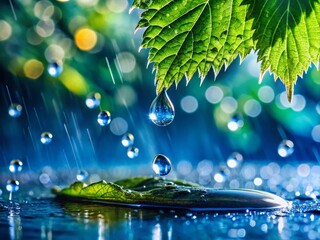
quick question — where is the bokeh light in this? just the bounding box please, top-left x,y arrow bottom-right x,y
0,20 -> 12,41
180,95 -> 198,113
205,86 -> 224,104
23,59 -> 44,80
75,28 -> 98,51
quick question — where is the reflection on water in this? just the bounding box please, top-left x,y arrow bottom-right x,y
0,197 -> 319,239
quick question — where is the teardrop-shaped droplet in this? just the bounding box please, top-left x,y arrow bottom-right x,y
97,110 -> 111,126
278,139 -> 294,157
86,92 -> 101,109
127,147 -> 139,158
226,152 -> 243,169
214,170 -> 227,183
47,62 -> 63,77
149,90 -> 175,126
41,132 -> 53,144
76,170 -> 89,182
121,133 -> 134,147
6,179 -> 19,192
9,159 -> 23,173
227,114 -> 244,131
8,103 -> 22,118
152,154 -> 172,176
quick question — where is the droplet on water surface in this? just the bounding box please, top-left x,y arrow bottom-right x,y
9,159 -> 23,173
149,89 -> 175,126
41,132 -> 53,144
97,110 -> 111,126
127,147 -> 139,158
8,103 -> 22,118
278,140 -> 294,157
86,92 -> 101,109
47,62 -> 63,77
121,133 -> 134,147
227,152 -> 243,169
227,114 -> 244,131
6,179 -> 19,192
152,154 -> 172,176
76,170 -> 89,182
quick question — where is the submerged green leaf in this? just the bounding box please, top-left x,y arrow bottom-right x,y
55,177 -> 289,211
132,0 -> 320,100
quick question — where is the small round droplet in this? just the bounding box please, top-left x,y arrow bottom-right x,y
41,132 -> 53,144
152,154 -> 172,176
127,147 -> 139,158
76,170 -> 89,182
9,159 -> 23,173
227,114 -> 244,131
227,152 -> 243,169
86,92 -> 101,109
121,133 -> 134,147
214,171 -> 227,183
97,110 -> 111,126
47,62 -> 63,77
6,179 -> 19,192
149,89 -> 175,126
8,103 -> 22,118
278,140 -> 294,157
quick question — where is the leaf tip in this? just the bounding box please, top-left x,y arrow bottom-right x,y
285,83 -> 294,103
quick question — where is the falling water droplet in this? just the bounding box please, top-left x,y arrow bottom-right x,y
47,62 -> 63,77
278,140 -> 294,157
149,89 -> 175,126
8,103 -> 22,118
9,160 -> 23,173
41,132 -> 53,144
214,170 -> 227,183
152,154 -> 172,176
6,180 -> 19,192
97,110 -> 111,126
227,114 -> 244,131
121,133 -> 134,147
127,147 -> 139,158
86,92 -> 101,109
227,152 -> 243,169
76,170 -> 89,182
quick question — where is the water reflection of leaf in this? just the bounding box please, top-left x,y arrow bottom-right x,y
55,177 -> 289,211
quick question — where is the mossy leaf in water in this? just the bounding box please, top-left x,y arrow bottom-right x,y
55,177 -> 289,211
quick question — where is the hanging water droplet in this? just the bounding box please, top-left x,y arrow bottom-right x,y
152,154 -> 172,176
278,140 -> 294,157
8,103 -> 22,118
6,179 -> 19,192
227,114 -> 244,131
214,170 -> 227,183
86,92 -> 101,109
76,170 -> 89,182
121,133 -> 134,147
41,132 -> 53,144
9,159 -> 23,173
227,152 -> 243,169
127,147 -> 139,158
97,110 -> 111,126
47,62 -> 63,77
149,89 -> 175,126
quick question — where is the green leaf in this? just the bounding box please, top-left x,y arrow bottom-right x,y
132,0 -> 320,100
245,0 -> 320,101
54,177 -> 289,211
132,0 -> 254,94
